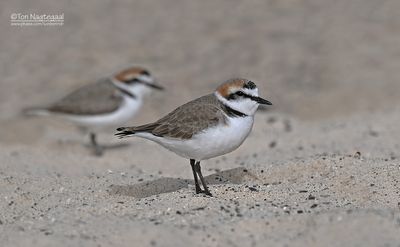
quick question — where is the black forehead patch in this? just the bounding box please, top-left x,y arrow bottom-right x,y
243,81 -> 256,89
141,70 -> 150,76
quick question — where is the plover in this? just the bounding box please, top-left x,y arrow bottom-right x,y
25,66 -> 163,156
115,78 -> 272,196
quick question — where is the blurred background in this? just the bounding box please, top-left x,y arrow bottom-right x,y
0,0 -> 399,141
1,1 -> 400,245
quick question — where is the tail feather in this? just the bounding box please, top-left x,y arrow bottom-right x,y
115,123 -> 159,139
115,127 -> 136,139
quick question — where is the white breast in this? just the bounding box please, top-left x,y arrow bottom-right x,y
137,116 -> 254,161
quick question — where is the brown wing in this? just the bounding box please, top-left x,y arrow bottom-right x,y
48,78 -> 124,115
123,94 -> 227,139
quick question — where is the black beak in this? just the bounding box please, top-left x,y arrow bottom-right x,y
146,82 -> 164,90
254,96 -> 272,105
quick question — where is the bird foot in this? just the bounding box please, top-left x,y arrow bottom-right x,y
195,188 -> 213,197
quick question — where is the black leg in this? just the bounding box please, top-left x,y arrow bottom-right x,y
194,161 -> 213,196
90,132 -> 103,156
190,159 -> 202,194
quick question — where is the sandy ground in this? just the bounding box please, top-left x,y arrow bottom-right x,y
1,0 -> 400,246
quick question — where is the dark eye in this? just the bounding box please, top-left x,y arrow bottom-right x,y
127,78 -> 139,84
141,70 -> 150,76
236,91 -> 245,96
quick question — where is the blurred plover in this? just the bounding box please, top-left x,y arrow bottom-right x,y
115,78 -> 272,196
25,66 -> 163,156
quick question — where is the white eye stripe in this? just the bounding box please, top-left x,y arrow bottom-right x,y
137,75 -> 154,83
242,88 -> 258,96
